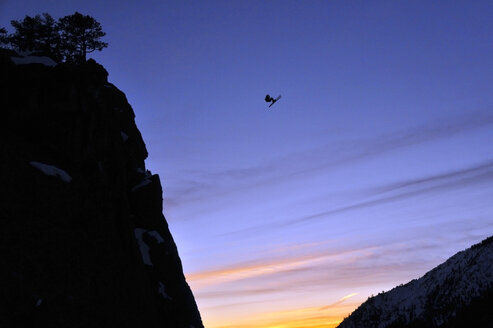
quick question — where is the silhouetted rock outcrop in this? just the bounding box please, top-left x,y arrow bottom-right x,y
0,49 -> 203,328
337,236 -> 493,328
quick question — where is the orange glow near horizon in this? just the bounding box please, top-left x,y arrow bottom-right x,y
201,299 -> 360,328
183,237 -> 461,328
184,241 -> 399,328
186,243 -> 383,289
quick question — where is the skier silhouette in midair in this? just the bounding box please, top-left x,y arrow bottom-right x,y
265,94 -> 281,107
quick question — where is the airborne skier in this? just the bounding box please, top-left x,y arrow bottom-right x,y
265,94 -> 281,108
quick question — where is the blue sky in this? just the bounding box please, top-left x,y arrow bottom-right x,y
2,1 -> 493,326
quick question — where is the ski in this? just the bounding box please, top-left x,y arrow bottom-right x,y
269,95 -> 282,108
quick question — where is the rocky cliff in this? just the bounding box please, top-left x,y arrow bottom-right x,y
337,236 -> 493,328
0,49 -> 203,328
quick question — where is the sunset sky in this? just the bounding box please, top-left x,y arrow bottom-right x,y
2,1 -> 493,327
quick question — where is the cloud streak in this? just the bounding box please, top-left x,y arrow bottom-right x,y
189,235 -> 450,292
286,160 -> 493,225
193,224 -> 492,327
319,293 -> 358,310
225,159 -> 493,236
165,110 -> 493,206
191,226 -> 491,304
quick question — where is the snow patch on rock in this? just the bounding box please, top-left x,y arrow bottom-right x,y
29,161 -> 72,182
158,281 -> 173,300
134,228 -> 165,266
11,55 -> 56,67
132,171 -> 153,191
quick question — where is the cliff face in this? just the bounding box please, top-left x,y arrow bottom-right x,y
0,50 -> 203,328
337,236 -> 493,328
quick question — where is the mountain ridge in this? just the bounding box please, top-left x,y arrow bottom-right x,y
337,236 -> 493,328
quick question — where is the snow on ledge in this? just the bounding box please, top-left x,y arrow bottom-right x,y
10,55 -> 56,67
29,161 -> 72,182
131,178 -> 152,192
132,170 -> 154,191
134,228 -> 165,266
120,131 -> 129,141
158,281 -> 173,300
147,230 -> 165,243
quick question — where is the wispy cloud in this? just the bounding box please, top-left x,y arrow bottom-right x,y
187,250 -> 334,288
318,293 -> 359,311
191,229 -> 490,305
189,236 -> 450,292
369,160 -> 493,195
165,110 -> 493,208
194,230 -> 492,327
286,160 -> 493,225
277,109 -> 493,179
224,159 -> 493,236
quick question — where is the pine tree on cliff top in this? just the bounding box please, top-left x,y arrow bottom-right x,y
0,27 -> 8,46
9,13 -> 61,61
57,12 -> 108,63
5,12 -> 107,63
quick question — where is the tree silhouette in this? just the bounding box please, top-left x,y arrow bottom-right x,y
0,27 -> 8,46
9,13 -> 61,61
4,12 -> 107,63
57,12 -> 107,63
0,27 -> 10,48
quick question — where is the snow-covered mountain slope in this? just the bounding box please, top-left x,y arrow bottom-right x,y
338,236 -> 493,328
